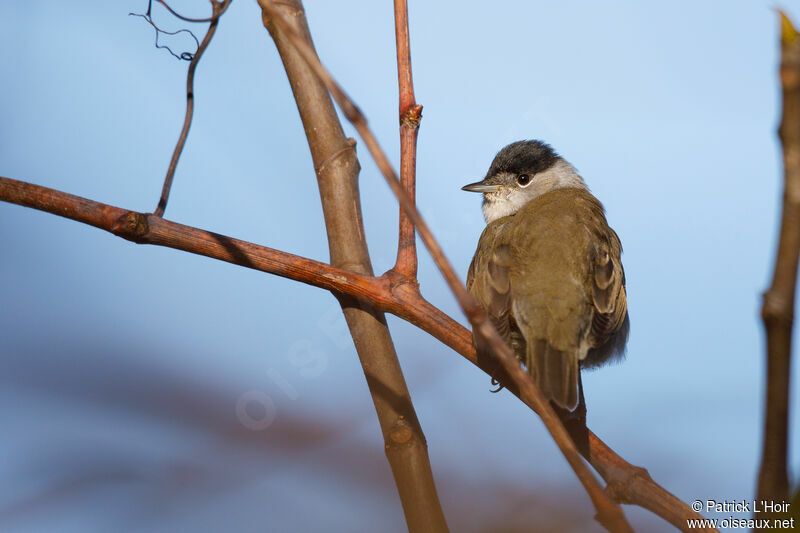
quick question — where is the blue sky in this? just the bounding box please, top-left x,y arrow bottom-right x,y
1,1 -> 799,531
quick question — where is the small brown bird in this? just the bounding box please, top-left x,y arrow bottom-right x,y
464,140 -> 629,411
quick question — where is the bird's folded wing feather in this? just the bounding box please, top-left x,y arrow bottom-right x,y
467,223 -> 514,345
588,230 -> 627,349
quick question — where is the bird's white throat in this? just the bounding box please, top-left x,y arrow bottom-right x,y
481,159 -> 587,223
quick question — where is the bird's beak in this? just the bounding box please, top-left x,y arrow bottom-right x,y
461,180 -> 501,193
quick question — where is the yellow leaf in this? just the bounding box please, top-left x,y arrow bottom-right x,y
779,10 -> 800,46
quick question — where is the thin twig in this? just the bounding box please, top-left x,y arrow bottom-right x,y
153,0 -> 231,23
0,174 -> 715,531
756,10 -> 800,517
392,0 -> 421,279
129,12 -> 200,61
257,1 -> 631,530
154,0 -> 233,217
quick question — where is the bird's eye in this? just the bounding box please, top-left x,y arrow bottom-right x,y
516,174 -> 531,187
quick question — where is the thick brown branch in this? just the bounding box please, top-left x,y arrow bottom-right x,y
756,11 -> 800,515
258,2 -> 448,531
0,176 -> 375,295
392,0 -> 421,279
154,0 -> 232,217
256,2 -> 631,530
0,175 -> 713,530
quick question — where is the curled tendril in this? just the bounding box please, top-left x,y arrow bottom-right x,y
128,12 -> 199,61
490,376 -> 505,393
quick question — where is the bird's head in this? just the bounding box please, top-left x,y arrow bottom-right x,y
462,140 -> 587,223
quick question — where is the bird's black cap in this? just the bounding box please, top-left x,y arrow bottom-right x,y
485,140 -> 560,178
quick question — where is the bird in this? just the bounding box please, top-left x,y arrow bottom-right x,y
463,140 -> 629,411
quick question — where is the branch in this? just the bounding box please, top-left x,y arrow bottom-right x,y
152,0 -> 231,23
392,0 -> 422,279
258,1 -> 448,531
391,294 -> 715,532
587,432 -> 715,532
154,0 -> 233,217
256,1 -> 631,531
0,175 -> 715,531
756,10 -> 800,513
3,4 -> 718,531
0,177 -> 371,292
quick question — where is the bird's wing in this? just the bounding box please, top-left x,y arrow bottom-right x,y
467,222 -> 515,346
587,227 -> 628,353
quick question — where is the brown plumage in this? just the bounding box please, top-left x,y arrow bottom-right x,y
465,141 -> 628,411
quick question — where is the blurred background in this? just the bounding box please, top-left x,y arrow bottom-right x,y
1,1 -> 799,531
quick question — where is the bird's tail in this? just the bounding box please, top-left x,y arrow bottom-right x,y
529,339 -> 579,411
